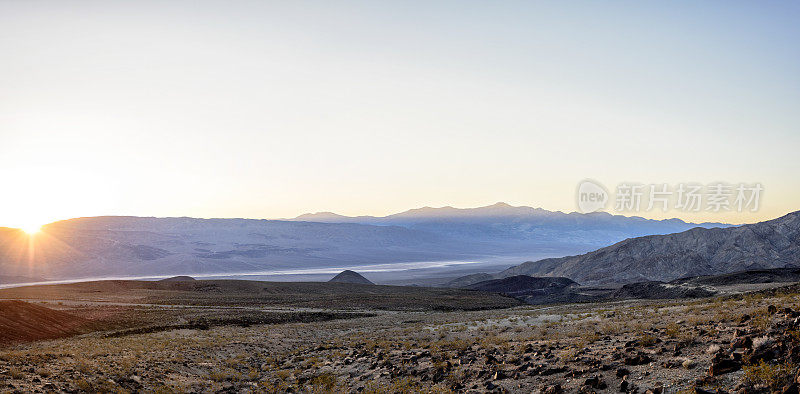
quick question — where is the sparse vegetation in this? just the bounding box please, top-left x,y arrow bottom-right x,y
743,360 -> 795,389
2,280 -> 800,392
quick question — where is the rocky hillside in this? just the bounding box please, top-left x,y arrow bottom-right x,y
0,301 -> 92,345
455,210 -> 800,286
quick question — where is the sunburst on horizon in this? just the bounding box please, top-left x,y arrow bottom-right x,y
21,224 -> 42,235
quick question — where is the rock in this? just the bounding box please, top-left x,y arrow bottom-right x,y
731,336 -> 752,349
708,358 -> 741,376
768,305 -> 778,314
624,353 -> 652,366
543,384 -> 562,394
740,314 -> 752,323
748,347 -> 777,364
695,375 -> 716,386
583,376 -> 606,389
578,385 -> 597,394
782,383 -> 799,394
616,367 -> 630,378
790,346 -> 800,363
540,366 -> 567,376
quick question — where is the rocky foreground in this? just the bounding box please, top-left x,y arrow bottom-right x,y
1,285 -> 800,393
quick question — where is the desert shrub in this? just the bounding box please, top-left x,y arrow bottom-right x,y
274,369 -> 292,380
8,367 -> 25,379
752,336 -> 773,350
665,322 -> 680,338
246,367 -> 261,381
440,338 -> 471,352
751,314 -> 772,331
743,360 -> 795,389
598,322 -> 623,335
582,331 -> 601,344
209,368 -> 242,382
73,378 -> 93,391
362,377 -> 452,394
310,372 -> 336,392
72,377 -> 124,393
33,368 -> 52,378
74,358 -> 95,374
787,329 -> 800,343
638,333 -> 658,347
558,346 -> 580,360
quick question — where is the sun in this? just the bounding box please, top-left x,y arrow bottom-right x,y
21,224 -> 42,235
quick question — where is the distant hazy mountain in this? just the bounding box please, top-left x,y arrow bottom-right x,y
0,218 -> 457,279
0,204 -> 729,280
454,210 -> 800,286
0,275 -> 47,285
294,202 -> 729,250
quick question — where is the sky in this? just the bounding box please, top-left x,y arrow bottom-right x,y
1,0 -> 798,229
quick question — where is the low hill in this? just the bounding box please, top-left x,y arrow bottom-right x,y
611,281 -> 717,299
0,301 -> 91,345
159,276 -> 196,282
466,275 -> 591,305
467,275 -> 576,294
671,267 -> 800,286
328,270 -> 373,285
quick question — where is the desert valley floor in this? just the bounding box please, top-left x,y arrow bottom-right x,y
1,279 -> 800,393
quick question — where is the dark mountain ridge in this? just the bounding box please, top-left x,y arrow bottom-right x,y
467,275 -> 577,294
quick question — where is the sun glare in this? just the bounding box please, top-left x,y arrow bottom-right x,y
22,224 -> 42,235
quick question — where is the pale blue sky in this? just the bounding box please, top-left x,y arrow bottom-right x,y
1,1 -> 798,228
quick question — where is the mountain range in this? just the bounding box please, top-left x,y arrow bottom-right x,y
451,210 -> 800,286
0,203 -> 729,281
292,203 -> 727,247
